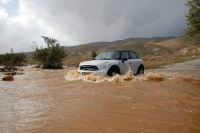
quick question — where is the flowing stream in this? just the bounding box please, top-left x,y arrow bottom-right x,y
0,67 -> 200,133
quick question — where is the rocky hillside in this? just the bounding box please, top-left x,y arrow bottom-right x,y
154,37 -> 197,53
64,37 -> 174,57
64,37 -> 199,58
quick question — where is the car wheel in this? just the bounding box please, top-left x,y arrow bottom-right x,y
107,66 -> 120,76
137,66 -> 144,75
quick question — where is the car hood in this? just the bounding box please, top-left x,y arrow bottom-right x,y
80,60 -> 112,66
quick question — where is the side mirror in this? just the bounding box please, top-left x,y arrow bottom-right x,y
122,58 -> 128,63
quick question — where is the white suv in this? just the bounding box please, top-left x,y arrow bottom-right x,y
78,50 -> 144,76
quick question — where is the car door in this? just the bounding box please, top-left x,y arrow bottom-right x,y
119,51 -> 132,74
128,51 -> 140,74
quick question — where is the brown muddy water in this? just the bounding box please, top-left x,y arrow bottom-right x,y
0,67 -> 200,133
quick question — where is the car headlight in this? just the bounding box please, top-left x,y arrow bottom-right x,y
99,62 -> 110,68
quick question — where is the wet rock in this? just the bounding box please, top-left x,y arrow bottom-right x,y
4,72 -> 17,75
0,66 -> 24,75
2,75 -> 14,81
19,68 -> 24,71
4,66 -> 18,71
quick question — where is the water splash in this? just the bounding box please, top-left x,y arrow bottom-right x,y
65,69 -> 179,83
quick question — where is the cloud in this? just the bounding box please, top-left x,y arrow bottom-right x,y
0,5 -> 45,53
0,0 -> 12,4
0,0 -> 188,54
19,0 -> 188,41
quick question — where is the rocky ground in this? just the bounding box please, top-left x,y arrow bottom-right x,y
158,59 -> 200,70
0,66 -> 24,75
0,66 -> 24,81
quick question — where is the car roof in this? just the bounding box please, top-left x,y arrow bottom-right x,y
102,50 -> 136,52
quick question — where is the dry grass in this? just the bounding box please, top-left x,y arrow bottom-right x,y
63,57 -> 92,67
142,53 -> 200,69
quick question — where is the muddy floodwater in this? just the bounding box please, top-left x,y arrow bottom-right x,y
0,66 -> 200,133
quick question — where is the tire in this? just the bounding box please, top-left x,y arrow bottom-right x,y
107,66 -> 120,76
137,66 -> 144,75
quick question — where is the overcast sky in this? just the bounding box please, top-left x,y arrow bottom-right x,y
0,0 -> 188,54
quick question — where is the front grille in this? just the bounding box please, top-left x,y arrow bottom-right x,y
80,65 -> 98,71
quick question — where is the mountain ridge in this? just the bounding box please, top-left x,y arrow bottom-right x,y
64,36 -> 198,57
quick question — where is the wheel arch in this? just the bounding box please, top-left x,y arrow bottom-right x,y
107,65 -> 121,76
137,64 -> 144,74
138,64 -> 144,69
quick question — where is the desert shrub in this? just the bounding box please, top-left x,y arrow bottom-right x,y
33,36 -> 66,69
0,55 -> 2,64
0,53 -> 26,66
92,51 -> 97,58
185,0 -> 200,45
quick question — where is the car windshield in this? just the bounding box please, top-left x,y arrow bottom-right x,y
95,51 -> 120,60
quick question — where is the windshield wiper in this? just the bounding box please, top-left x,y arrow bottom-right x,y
100,58 -> 111,60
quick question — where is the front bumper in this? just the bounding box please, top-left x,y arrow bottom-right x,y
78,69 -> 108,75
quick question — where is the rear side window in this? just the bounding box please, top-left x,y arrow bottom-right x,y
135,53 -> 140,59
129,51 -> 140,59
